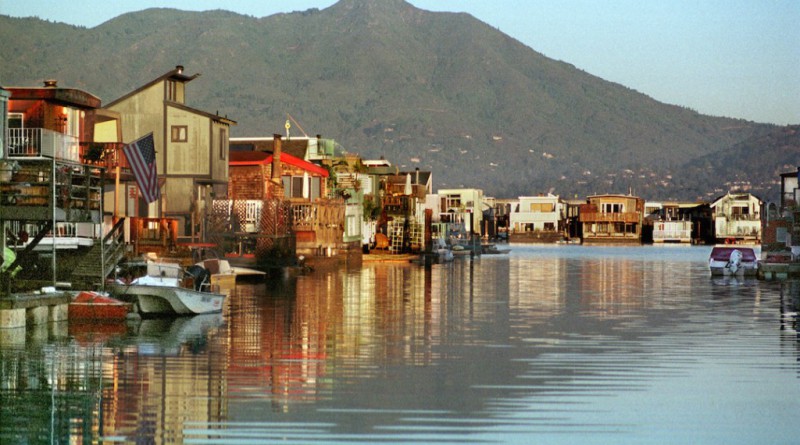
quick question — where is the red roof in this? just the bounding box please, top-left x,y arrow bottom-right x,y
229,151 -> 328,177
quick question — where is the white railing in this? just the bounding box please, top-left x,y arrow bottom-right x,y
6,128 -> 80,162
242,200 -> 262,232
718,221 -> 761,238
653,229 -> 692,240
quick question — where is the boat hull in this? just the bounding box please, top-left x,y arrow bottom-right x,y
109,283 -> 225,316
708,263 -> 758,277
68,291 -> 131,320
708,246 -> 759,277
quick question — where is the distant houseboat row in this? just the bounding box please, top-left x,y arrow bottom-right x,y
0,65 -> 798,293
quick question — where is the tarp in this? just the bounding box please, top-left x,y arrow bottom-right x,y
1,247 -> 21,277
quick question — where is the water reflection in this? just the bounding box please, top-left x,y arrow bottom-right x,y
1,246 -> 799,444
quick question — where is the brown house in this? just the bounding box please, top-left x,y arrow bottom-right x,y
228,139 -> 344,256
579,194 -> 645,244
228,151 -> 329,202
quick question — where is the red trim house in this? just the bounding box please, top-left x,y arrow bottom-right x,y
228,151 -> 328,201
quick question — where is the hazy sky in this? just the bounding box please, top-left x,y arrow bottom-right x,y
2,0 -> 798,125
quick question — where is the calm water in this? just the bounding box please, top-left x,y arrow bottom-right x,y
2,245 -> 799,444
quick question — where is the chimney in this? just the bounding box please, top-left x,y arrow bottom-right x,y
271,134 -> 282,183
176,65 -> 184,74
43,79 -> 58,88
415,167 -> 419,184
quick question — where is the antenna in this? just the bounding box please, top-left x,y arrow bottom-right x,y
286,113 -> 309,138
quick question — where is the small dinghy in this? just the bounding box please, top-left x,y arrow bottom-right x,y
69,291 -> 132,320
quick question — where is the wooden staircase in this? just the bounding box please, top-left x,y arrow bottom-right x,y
69,218 -> 126,289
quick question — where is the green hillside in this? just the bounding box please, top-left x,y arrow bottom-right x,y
0,0 -> 792,201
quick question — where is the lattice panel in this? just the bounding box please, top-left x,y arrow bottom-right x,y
207,199 -> 297,262
207,200 -> 233,253
256,198 -> 293,258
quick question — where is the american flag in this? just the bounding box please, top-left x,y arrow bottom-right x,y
122,132 -> 160,203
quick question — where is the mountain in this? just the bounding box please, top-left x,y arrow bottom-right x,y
0,0 -> 794,201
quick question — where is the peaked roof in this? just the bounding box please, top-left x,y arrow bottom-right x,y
105,65 -> 200,108
710,192 -> 763,207
229,151 -> 328,177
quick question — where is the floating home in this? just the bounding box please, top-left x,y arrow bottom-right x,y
508,194 -> 567,243
579,194 -> 645,244
1,80 -> 125,292
710,192 -> 762,244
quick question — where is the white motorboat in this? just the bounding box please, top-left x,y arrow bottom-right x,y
708,246 -> 758,277
109,261 -> 225,316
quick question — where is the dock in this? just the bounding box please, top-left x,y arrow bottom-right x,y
758,262 -> 800,280
0,291 -> 71,330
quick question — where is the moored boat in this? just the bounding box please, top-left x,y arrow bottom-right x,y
109,261 -> 226,316
481,243 -> 511,255
68,291 -> 131,320
708,246 -> 758,276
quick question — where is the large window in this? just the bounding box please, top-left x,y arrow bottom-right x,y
529,202 -> 555,213
282,175 -> 321,200
602,203 -> 623,213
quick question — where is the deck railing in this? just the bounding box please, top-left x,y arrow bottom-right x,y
78,142 -> 129,170
653,229 -> 692,240
6,128 -> 80,162
291,203 -> 317,231
579,211 -> 641,223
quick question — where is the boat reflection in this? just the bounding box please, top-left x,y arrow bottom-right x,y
129,312 -> 224,355
2,247 -> 799,444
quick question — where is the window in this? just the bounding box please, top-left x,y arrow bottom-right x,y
732,206 -> 749,215
282,175 -> 314,199
346,214 -> 359,237
8,113 -> 23,129
529,203 -> 555,213
219,128 -> 227,160
445,195 -> 461,209
602,203 -> 623,213
166,80 -> 177,101
291,177 -> 304,198
171,125 -> 187,142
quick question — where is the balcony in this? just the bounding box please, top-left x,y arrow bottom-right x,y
579,211 -> 641,224
79,142 -> 129,171
0,160 -> 103,223
6,128 -> 80,163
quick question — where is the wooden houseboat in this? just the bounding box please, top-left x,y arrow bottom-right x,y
104,66 -> 236,245
579,194 -> 644,244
